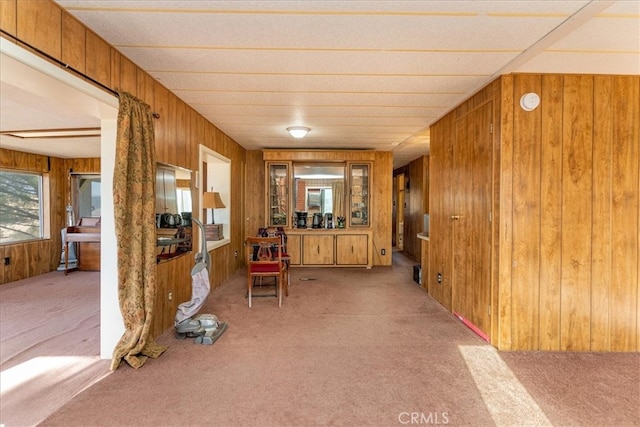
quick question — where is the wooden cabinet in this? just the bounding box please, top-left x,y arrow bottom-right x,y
266,162 -> 291,227
302,234 -> 334,265
287,229 -> 372,268
336,234 -> 368,265
349,163 -> 370,227
286,233 -> 301,265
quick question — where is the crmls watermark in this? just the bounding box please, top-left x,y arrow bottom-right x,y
398,411 -> 450,425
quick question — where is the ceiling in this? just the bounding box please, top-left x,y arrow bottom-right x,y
1,1 -> 638,168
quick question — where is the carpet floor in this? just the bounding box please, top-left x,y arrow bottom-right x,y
2,252 -> 639,426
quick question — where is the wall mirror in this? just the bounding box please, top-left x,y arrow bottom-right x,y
293,163 -> 345,218
156,162 -> 192,224
70,173 -> 101,223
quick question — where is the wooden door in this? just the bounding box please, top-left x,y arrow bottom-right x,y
302,235 -> 334,265
287,234 -> 301,265
336,234 -> 368,265
452,102 -> 493,339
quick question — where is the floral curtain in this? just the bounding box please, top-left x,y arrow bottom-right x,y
110,92 -> 168,370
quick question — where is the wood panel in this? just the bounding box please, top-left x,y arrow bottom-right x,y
428,114 -> 454,310
609,75 -> 639,351
538,75 -> 564,350
245,151 -> 265,243
496,75 -> 514,350
16,0 -> 61,60
175,96 -> 189,169
511,74 -> 543,350
136,68 -> 155,108
61,12 -> 85,73
165,92 -> 177,165
0,0 -> 17,36
591,75 -> 614,351
153,82 -> 170,163
373,151 -> 393,266
115,51 -> 138,95
85,30 -> 111,88
560,75 -> 593,351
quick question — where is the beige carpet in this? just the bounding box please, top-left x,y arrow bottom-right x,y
2,253 -> 639,426
0,271 -> 110,427
37,253 -> 640,427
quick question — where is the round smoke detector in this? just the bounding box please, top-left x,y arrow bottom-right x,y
520,92 -> 540,111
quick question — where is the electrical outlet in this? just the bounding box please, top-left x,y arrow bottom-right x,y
381,248 -> 386,255
437,273 -> 443,284
4,257 -> 10,266
234,250 -> 238,258
168,292 -> 173,301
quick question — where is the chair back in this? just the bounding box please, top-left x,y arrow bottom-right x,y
258,226 -> 287,254
246,236 -> 282,266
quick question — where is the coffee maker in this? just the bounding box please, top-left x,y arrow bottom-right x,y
295,211 -> 308,228
312,213 -> 323,229
324,213 -> 333,229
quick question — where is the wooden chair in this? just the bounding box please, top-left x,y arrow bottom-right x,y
258,227 -> 290,297
245,236 -> 286,307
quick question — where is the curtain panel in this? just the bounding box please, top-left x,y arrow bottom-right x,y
110,92 -> 168,370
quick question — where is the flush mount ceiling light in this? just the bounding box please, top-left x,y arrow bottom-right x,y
286,126 -> 310,139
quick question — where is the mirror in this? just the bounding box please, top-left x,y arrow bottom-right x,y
156,162 -> 192,223
71,174 -> 101,220
293,163 -> 345,219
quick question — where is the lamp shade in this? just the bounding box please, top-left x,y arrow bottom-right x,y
286,126 -> 310,139
202,192 -> 226,209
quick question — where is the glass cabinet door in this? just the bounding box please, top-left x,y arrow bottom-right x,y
349,163 -> 370,227
267,163 -> 290,227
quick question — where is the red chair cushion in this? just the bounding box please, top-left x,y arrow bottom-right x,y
250,264 -> 281,274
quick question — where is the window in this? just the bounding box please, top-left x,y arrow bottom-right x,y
0,169 -> 44,243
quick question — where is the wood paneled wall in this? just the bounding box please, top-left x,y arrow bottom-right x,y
0,149 -> 100,284
499,74 -> 639,352
430,73 -> 639,352
0,0 -> 247,335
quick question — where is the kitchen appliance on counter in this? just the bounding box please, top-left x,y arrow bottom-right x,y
312,213 -> 323,229
181,212 -> 192,226
324,213 -> 333,229
295,211 -> 308,228
158,212 -> 182,228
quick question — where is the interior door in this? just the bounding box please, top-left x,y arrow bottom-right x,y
452,101 -> 493,339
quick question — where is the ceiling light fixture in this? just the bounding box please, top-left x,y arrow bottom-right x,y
287,126 -> 310,139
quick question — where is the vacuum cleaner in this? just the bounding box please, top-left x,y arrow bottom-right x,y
174,218 -> 228,345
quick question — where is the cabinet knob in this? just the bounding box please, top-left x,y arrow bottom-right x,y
450,215 -> 462,220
